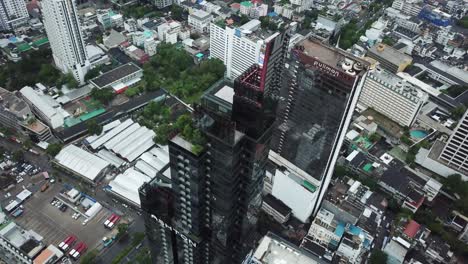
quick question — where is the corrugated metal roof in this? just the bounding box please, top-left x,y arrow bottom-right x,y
55,145 -> 110,181
104,123 -> 140,150
90,119 -> 134,149
109,168 -> 151,206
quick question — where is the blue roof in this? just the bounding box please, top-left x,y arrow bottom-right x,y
349,224 -> 362,236
8,36 -> 18,43
268,12 -> 278,17
335,222 -> 346,237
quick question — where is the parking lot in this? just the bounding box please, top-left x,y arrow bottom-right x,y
13,181 -> 114,250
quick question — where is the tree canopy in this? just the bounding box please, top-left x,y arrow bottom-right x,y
369,249 -> 387,264
46,143 -> 63,157
86,120 -> 103,135
90,88 -> 115,105
143,44 -> 225,103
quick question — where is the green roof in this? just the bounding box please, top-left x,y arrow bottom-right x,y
32,37 -> 49,47
302,180 -> 317,193
80,108 -> 106,121
240,1 -> 253,7
17,43 -> 31,52
363,163 -> 373,172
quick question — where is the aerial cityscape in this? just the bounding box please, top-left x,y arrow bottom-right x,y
0,0 -> 466,263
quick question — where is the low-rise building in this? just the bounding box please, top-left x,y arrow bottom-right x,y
90,63 -> 143,94
0,222 -> 45,264
244,232 -> 323,264
33,245 -> 63,264
366,43 -> 413,73
19,86 -> 70,130
54,144 -> 111,184
188,9 -> 212,34
0,87 -> 51,141
261,194 -> 292,224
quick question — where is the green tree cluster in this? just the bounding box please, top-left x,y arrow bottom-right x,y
171,4 -> 185,21
369,249 -> 388,264
85,66 -> 102,81
86,120 -> 103,135
46,143 -> 63,157
450,105 -> 467,120
143,44 -> 225,103
0,49 -> 61,90
122,5 -> 152,19
456,16 -> 468,29
442,85 -> 467,98
90,88 -> 115,105
80,249 -> 99,264
259,16 -> 278,31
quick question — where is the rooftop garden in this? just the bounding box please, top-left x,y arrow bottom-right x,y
138,101 -> 205,154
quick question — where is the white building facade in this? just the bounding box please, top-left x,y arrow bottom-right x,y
210,20 -> 278,80
439,110 -> 468,175
359,68 -> 428,127
42,0 -> 90,84
0,0 -> 29,30
188,9 -> 212,34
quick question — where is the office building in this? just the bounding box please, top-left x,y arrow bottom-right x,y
271,38 -> 369,217
210,19 -> 291,80
188,9 -> 212,34
439,110 -> 468,175
140,27 -> 291,264
366,43 -> 412,73
0,0 -> 29,30
0,87 -> 52,141
359,67 -> 428,127
42,0 -> 90,84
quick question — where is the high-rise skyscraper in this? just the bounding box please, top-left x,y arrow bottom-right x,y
0,0 -> 29,30
140,27 -> 291,264
439,109 -> 468,175
271,38 -> 369,217
42,0 -> 90,84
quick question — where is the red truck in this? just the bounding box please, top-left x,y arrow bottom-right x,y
70,242 -> 87,260
58,235 -> 76,251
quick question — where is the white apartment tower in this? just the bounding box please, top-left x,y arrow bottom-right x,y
42,0 -> 90,84
210,19 -> 277,80
0,0 -> 29,30
439,110 -> 468,175
359,67 -> 428,127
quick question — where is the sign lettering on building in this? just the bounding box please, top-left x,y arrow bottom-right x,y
151,214 -> 198,247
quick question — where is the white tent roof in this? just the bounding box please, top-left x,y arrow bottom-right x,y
55,145 -> 110,181
104,122 -> 140,150
96,149 -> 126,168
16,189 -> 31,202
140,151 -> 168,172
90,119 -> 134,150
135,160 -> 158,178
109,168 -> 151,206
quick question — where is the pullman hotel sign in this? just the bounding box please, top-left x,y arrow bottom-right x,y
151,214 -> 198,247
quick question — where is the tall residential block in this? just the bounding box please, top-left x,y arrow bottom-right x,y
439,110 -> 468,175
210,19 -> 290,80
140,28 -> 291,264
0,0 -> 28,30
359,67 -> 428,127
42,0 -> 90,84
271,38 -> 369,217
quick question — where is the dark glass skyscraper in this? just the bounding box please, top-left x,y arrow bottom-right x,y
271,38 -> 369,216
140,28 -> 291,264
